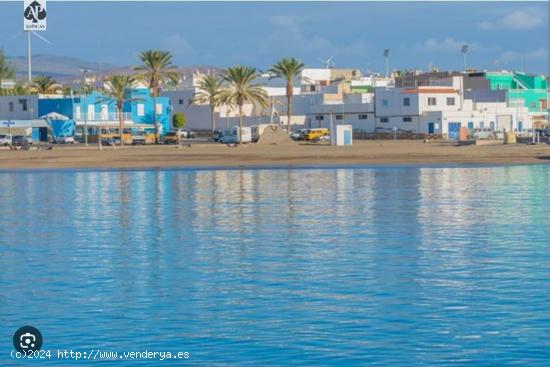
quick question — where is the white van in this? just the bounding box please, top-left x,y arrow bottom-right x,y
0,134 -> 13,146
219,126 -> 252,144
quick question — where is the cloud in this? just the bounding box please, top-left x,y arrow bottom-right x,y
478,9 -> 545,30
254,15 -> 371,67
417,38 -> 480,53
496,47 -> 548,65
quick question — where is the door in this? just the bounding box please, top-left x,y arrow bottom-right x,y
344,129 -> 352,145
428,122 -> 435,134
518,122 -> 523,132
468,122 -> 474,131
448,122 -> 461,140
38,127 -> 48,142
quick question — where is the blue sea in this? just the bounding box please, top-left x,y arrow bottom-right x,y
1,165 -> 549,366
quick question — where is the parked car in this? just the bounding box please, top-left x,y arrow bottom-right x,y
219,127 -> 252,144
163,132 -> 180,144
12,135 -> 33,146
314,134 -> 330,142
0,134 -> 13,146
131,134 -> 147,145
212,129 -> 222,142
174,128 -> 196,139
290,129 -> 307,141
303,128 -> 330,141
101,137 -> 118,146
55,136 -> 76,144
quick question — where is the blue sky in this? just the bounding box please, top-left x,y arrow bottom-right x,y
0,1 -> 548,73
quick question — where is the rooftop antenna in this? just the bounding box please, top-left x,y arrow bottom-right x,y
319,56 -> 334,69
461,44 -> 469,71
383,49 -> 390,78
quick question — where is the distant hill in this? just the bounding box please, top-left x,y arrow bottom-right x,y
8,54 -> 117,80
7,54 -> 223,85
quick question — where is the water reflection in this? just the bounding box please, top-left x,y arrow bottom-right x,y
0,166 -> 549,366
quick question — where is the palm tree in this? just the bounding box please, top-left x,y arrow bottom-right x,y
0,49 -> 15,96
101,75 -> 141,146
219,66 -> 268,144
268,57 -> 304,132
31,75 -> 62,94
190,73 -> 223,132
135,50 -> 180,143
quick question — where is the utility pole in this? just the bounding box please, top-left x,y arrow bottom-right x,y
27,31 -> 32,85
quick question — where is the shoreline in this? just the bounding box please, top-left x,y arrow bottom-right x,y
0,140 -> 549,171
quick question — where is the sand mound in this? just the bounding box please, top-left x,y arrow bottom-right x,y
256,125 -> 295,145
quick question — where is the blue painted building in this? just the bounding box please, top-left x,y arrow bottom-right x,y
38,88 -> 171,136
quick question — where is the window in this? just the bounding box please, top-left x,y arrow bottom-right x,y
178,99 -> 184,105
335,114 -> 343,120
137,104 -> 145,116
315,115 -> 324,121
358,114 -> 369,120
382,99 -> 388,107
156,103 -> 163,114
403,117 -> 412,122
380,117 -> 389,123
446,97 -> 455,106
403,97 -> 410,106
19,99 -> 28,111
428,97 -> 437,106
8,102 -> 14,112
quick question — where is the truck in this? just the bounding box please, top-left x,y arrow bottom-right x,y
219,126 -> 252,144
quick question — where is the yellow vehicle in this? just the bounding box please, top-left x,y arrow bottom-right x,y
163,132 -> 180,144
303,128 -> 329,141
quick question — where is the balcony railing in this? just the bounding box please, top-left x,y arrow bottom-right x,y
74,112 -> 132,122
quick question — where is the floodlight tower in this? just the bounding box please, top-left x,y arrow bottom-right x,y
461,44 -> 469,71
383,49 -> 390,78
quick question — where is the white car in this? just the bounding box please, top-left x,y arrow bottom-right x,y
315,134 -> 330,142
0,134 -> 13,146
55,136 -> 76,144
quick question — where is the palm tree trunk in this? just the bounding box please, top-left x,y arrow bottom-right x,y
286,93 -> 292,132
210,105 -> 215,132
153,94 -> 159,144
238,104 -> 243,145
119,106 -> 124,146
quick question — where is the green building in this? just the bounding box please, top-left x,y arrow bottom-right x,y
484,72 -> 548,113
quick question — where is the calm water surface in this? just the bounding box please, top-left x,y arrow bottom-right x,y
0,165 -> 549,366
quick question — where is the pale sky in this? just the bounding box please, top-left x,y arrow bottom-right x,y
0,1 -> 548,73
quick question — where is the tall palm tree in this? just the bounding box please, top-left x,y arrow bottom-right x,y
101,75 -> 141,146
268,57 -> 304,132
31,75 -> 62,94
135,50 -> 180,143
220,66 -> 268,144
0,49 -> 15,96
190,73 -> 223,132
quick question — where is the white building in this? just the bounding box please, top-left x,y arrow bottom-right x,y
374,76 -> 531,138
0,95 -> 39,120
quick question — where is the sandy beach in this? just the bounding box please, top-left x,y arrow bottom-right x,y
0,140 -> 549,170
